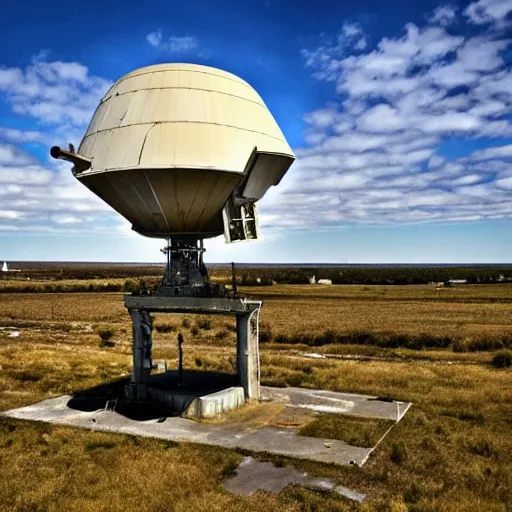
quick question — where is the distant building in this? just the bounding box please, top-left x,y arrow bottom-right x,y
309,275 -> 332,285
1,262 -> 20,273
444,279 -> 467,286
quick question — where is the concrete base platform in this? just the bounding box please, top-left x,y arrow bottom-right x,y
63,372 -> 244,419
186,387 -> 245,418
124,370 -> 241,417
1,386 -> 412,467
262,387 -> 410,421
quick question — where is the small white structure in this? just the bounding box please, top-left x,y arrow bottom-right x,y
445,279 -> 467,286
317,279 -> 332,285
1,261 -> 7,272
309,274 -> 317,285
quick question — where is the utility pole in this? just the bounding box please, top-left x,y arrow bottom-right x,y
177,333 -> 184,387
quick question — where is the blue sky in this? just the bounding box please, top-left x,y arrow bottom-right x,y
0,0 -> 511,263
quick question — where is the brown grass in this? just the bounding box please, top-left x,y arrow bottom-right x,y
0,284 -> 511,511
247,284 -> 512,351
2,284 -> 512,351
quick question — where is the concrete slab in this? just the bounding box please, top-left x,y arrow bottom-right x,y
1,386 -> 411,467
186,387 -> 245,418
262,386 -> 411,421
222,456 -> 308,495
222,456 -> 366,502
334,485 -> 367,503
2,395 -> 371,466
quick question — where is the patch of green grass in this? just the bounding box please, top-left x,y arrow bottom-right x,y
8,370 -> 43,382
440,408 -> 485,425
214,329 -> 228,340
297,414 -> 394,448
259,323 -> 273,343
390,441 -> 408,465
492,349 -> 512,368
464,436 -> 497,458
196,318 -> 212,330
95,325 -> 116,345
154,322 -> 177,334
84,441 -> 117,452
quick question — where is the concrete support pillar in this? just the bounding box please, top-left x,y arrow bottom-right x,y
236,306 -> 261,400
129,308 -> 153,383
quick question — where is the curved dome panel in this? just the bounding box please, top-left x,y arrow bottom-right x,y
62,63 -> 295,238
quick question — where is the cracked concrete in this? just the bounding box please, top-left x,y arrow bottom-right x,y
222,456 -> 367,502
1,386 -> 411,467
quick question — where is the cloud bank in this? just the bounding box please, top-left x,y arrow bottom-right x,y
0,2 -> 511,237
259,2 -> 512,230
0,55 -> 119,234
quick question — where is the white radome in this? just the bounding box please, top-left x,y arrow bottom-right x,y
52,63 -> 295,241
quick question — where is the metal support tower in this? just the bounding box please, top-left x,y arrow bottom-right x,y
124,295 -> 262,410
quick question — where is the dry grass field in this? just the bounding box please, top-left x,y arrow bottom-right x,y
1,283 -> 511,511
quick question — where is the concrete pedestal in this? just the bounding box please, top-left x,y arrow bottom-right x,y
124,295 -> 262,414
236,307 -> 261,400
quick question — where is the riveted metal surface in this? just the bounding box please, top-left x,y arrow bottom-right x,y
72,63 -> 294,237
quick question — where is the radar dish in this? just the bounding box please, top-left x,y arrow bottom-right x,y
51,63 -> 295,242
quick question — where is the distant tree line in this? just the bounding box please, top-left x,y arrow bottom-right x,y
1,263 -> 511,287
235,265 -> 512,286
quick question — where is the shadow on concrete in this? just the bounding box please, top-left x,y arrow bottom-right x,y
67,371 -> 239,421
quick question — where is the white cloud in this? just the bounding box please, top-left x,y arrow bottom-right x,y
464,0 -> 512,25
0,53 -> 123,235
342,23 -> 362,37
496,176 -> 512,189
303,108 -> 339,128
167,36 -> 198,52
354,38 -> 367,50
0,57 -> 111,129
0,128 -> 46,144
357,104 -> 407,133
147,29 -> 163,47
428,155 -> 445,169
470,144 -> 512,160
428,5 -> 458,26
280,2 -> 512,229
457,37 -> 510,72
0,144 -> 118,233
0,143 -> 39,166
301,22 -> 370,81
146,29 -> 199,53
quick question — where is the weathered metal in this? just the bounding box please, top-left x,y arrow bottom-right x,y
124,295 -> 262,410
124,295 -> 257,314
51,63 -> 295,240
